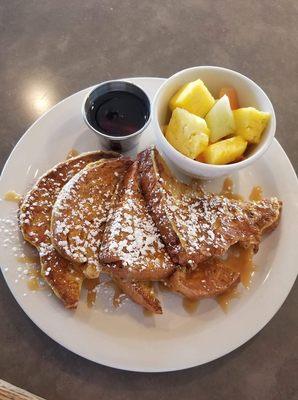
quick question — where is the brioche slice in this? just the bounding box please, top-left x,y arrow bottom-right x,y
138,148 -> 282,268
99,161 -> 175,281
168,259 -> 240,300
114,278 -> 162,314
19,151 -> 119,308
51,158 -> 132,279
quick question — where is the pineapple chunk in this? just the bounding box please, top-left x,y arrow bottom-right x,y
165,107 -> 209,159
205,95 -> 235,143
233,107 -> 270,144
169,79 -> 215,117
203,136 -> 247,165
161,124 -> 168,134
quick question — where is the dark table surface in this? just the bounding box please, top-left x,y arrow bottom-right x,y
1,1 -> 297,399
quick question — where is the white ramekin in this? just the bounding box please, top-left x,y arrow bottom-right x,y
153,66 -> 276,179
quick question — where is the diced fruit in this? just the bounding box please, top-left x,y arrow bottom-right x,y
202,136 -> 247,165
205,95 -> 236,143
196,153 -> 205,163
165,107 -> 209,159
219,87 -> 239,110
169,79 -> 215,117
233,107 -> 270,144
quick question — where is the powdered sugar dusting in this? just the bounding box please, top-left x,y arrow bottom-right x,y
100,163 -> 174,275
139,148 -> 281,267
18,152 -> 113,305
51,158 -> 131,278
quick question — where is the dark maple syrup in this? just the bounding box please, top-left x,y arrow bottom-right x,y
89,91 -> 149,137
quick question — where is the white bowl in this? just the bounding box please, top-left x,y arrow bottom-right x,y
153,66 -> 276,179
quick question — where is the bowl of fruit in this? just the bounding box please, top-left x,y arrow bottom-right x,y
153,66 -> 275,179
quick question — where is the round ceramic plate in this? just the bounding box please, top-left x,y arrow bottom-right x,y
0,78 -> 297,372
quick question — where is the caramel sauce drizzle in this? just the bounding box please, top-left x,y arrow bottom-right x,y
143,309 -> 154,317
249,186 -> 263,201
27,277 -> 40,291
4,191 -> 22,202
66,149 -> 79,160
104,280 -> 125,308
224,246 -> 255,288
25,267 -> 41,291
215,246 -> 255,311
220,177 -> 244,200
84,277 -> 100,308
209,178 -> 263,311
16,256 -> 39,264
217,286 -> 240,313
183,298 -> 199,314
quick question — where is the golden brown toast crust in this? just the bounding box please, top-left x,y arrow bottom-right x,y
114,278 -> 162,314
51,158 -> 132,279
99,161 -> 175,281
138,148 -> 282,268
40,244 -> 83,308
19,151 -> 119,308
168,259 -> 240,300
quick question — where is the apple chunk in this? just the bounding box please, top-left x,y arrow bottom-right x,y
205,95 -> 236,143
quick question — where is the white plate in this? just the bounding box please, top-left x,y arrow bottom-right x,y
0,77 -> 297,373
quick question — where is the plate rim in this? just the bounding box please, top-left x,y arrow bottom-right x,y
0,77 -> 297,372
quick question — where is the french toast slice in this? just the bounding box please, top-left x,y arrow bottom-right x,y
138,148 -> 282,268
51,157 -> 132,279
114,278 -> 162,314
19,151 -> 119,308
168,259 -> 240,300
99,161 -> 175,281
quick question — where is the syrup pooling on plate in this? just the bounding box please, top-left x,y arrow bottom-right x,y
220,177 -> 244,200
223,246 -> 255,288
183,298 -> 199,314
27,269 -> 41,291
214,179 -> 261,310
3,191 -> 22,202
249,186 -> 263,201
143,309 -> 154,317
66,149 -> 79,159
16,253 -> 43,292
217,286 -> 240,312
103,280 -> 126,309
16,255 -> 39,264
16,255 -> 44,292
84,277 -> 100,307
